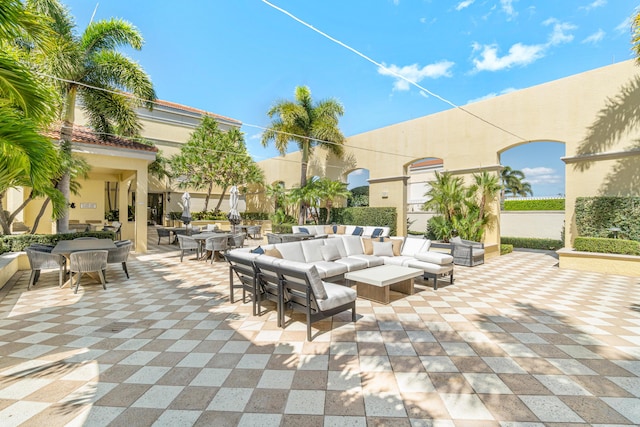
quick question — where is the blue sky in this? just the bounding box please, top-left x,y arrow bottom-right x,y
62,0 -> 635,196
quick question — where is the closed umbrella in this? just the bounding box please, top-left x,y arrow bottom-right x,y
227,185 -> 241,233
181,192 -> 191,229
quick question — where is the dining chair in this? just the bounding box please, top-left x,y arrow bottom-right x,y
228,233 -> 246,250
156,227 -> 172,244
177,235 -> 198,262
205,236 -> 228,263
69,250 -> 108,294
25,247 -> 66,290
107,241 -> 132,279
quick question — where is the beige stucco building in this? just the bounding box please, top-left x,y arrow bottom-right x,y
256,59 -> 640,260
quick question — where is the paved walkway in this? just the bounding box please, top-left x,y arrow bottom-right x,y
0,230 -> 639,426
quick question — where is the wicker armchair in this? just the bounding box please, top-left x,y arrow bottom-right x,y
450,236 -> 485,267
107,241 -> 132,279
69,250 -> 108,294
25,247 -> 66,290
247,225 -> 262,239
227,233 -> 246,250
205,236 -> 228,263
177,235 -> 198,262
156,227 -> 172,244
103,221 -> 122,239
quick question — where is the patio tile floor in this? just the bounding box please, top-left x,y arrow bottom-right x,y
0,229 -> 638,425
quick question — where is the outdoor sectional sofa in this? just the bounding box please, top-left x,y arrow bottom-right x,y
229,234 -> 454,290
292,225 -> 391,238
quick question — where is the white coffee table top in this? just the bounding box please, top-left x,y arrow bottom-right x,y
344,265 -> 422,287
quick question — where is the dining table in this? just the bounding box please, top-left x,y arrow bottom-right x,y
51,239 -> 117,287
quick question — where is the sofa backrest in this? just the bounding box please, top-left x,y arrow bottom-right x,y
274,241 -> 306,262
324,237 -> 348,258
401,237 -> 427,257
341,235 -> 365,256
301,239 -> 326,262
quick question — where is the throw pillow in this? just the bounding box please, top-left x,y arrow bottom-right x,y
373,241 -> 394,257
371,228 -> 383,238
352,226 -> 363,236
299,227 -> 310,234
362,238 -> 374,255
250,246 -> 264,254
324,225 -> 334,234
336,225 -> 346,235
320,245 -> 341,261
450,236 -> 462,244
380,237 -> 402,256
332,225 -> 338,233
307,265 -> 328,299
264,247 -> 283,258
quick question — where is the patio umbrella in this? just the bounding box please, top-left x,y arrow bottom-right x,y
180,192 -> 191,227
227,185 -> 242,233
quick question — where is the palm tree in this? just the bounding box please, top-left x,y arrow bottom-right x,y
473,171 -> 502,223
633,9 -> 640,63
262,86 -> 346,224
28,0 -> 156,232
313,178 -> 351,224
500,166 -> 527,199
0,0 -> 65,234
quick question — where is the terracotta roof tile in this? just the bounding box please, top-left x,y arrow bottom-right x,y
410,158 -> 443,169
44,124 -> 158,153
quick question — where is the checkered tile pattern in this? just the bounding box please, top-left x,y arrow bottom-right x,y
0,229 -> 639,426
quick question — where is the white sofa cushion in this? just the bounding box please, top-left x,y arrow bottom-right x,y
415,251 -> 454,265
276,242 -> 306,262
279,261 -> 327,299
349,254 -> 384,267
301,239 -> 325,262
401,237 -> 427,257
334,257 -> 368,271
341,236 -> 364,256
324,238 -> 347,258
321,245 -> 341,261
406,259 -> 454,275
309,261 -> 348,279
381,255 -> 414,267
373,241 -> 394,257
316,282 -> 357,311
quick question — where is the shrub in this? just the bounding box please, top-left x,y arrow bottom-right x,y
573,237 -> 640,255
323,207 -> 397,236
0,231 -> 116,253
191,210 -> 228,221
504,199 -> 565,211
500,244 -> 513,255
271,223 -> 294,234
0,242 -> 8,255
575,197 -> 640,241
242,212 -> 269,221
500,237 -> 564,250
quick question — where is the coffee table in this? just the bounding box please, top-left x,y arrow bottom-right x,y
344,265 -> 423,304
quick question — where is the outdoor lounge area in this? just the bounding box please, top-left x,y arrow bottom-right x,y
0,228 -> 638,425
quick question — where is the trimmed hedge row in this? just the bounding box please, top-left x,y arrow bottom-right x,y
0,231 -> 115,253
500,244 -> 514,255
504,199 -> 565,211
575,197 -> 640,241
242,212 -> 270,220
500,236 -> 564,250
573,237 -> 640,255
323,207 -> 397,236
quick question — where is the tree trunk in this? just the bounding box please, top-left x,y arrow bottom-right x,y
298,143 -> 309,225
214,186 -> 229,212
204,181 -> 212,211
0,190 -> 34,234
31,197 -> 51,234
56,86 -> 77,234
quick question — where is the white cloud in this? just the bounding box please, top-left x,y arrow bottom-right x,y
582,29 -> 605,44
544,18 -> 576,45
522,167 -> 561,184
378,61 -> 454,91
350,169 -> 364,176
581,0 -> 607,11
249,132 -> 263,140
615,17 -> 630,35
471,18 -> 575,72
472,43 -> 545,72
456,0 -> 475,11
392,0 -> 400,5
467,87 -> 517,104
500,0 -> 517,20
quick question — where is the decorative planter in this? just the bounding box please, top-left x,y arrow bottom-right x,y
557,248 -> 640,276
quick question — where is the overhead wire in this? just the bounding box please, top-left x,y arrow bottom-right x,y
260,0 -> 529,143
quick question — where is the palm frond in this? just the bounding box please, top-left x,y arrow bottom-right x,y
81,18 -> 144,53
86,50 -> 156,103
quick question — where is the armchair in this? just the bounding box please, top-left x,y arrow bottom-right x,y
450,236 -> 485,267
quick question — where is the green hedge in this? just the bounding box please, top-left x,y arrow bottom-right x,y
504,199 -> 565,211
242,212 -> 270,220
271,223 -> 294,234
0,231 -> 115,253
575,197 -> 640,241
500,244 -> 513,255
0,242 -> 8,255
500,236 -> 564,250
322,207 -> 397,236
574,237 -> 640,255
